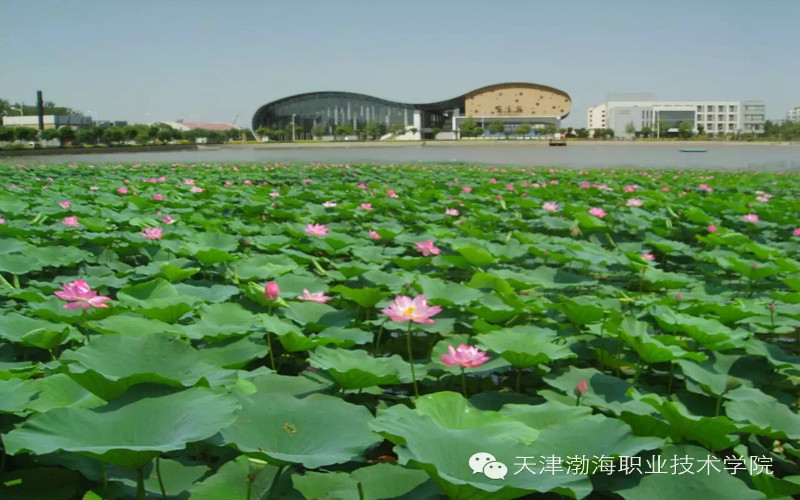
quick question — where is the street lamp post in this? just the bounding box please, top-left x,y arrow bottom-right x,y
9,106 -> 23,116
291,114 -> 297,142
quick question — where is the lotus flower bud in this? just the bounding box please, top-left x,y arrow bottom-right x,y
264,282 -> 280,301
676,293 -> 684,301
574,380 -> 588,397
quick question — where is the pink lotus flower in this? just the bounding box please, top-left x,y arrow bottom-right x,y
322,201 -> 338,207
589,207 -> 607,218
183,179 -> 195,185
264,282 -> 280,301
462,186 -> 472,193
415,240 -> 441,256
641,253 -> 655,261
574,380 -> 588,396
623,184 -> 639,193
699,183 -> 713,193
297,289 -> 330,303
0,217 -> 5,224
382,294 -> 442,324
89,186 -> 99,191
489,178 -> 497,184
304,178 -> 313,184
58,200 -> 71,209
61,216 -> 80,227
270,191 -> 280,198
117,187 -> 129,195
707,225 -> 718,233
676,293 -> 684,301
140,227 -> 164,240
303,223 -> 329,237
369,230 -> 381,240
224,181 -> 233,187
153,193 -> 164,201
506,183 -> 515,191
793,228 -> 800,237
445,208 -> 459,216
542,202 -> 559,213
54,279 -> 111,309
386,189 -> 398,198
626,198 -> 643,207
358,183 -> 368,189
162,215 -> 177,224
158,176 -> 167,182
360,203 -> 374,211
190,186 -> 204,193
743,214 -> 759,223
440,344 -> 490,368
756,195 -> 770,203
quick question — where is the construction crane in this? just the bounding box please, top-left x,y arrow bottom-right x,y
231,114 -> 246,143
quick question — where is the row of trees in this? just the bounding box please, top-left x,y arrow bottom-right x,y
0,98 -> 76,118
0,123 -> 251,146
255,121 -> 415,141
461,117 -> 587,138
763,120 -> 800,141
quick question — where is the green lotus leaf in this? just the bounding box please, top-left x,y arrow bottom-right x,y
284,301 -> 353,331
724,387 -> 800,440
330,285 -> 390,308
174,282 -> 239,303
184,302 -> 259,340
221,392 -> 381,468
240,368 -> 333,396
0,378 -> 39,414
639,394 -> 740,451
651,307 -> 745,349
451,242 -> 497,266
543,366 -> 654,416
85,313 -> 183,337
599,444 -> 765,500
235,254 -> 299,280
371,401 -> 592,500
618,316 -> 707,364
476,326 -> 575,368
0,313 -> 76,350
414,275 -> 483,306
26,373 -> 106,412
196,334 -> 269,369
499,400 -> 593,430
186,455 -> 284,500
61,333 -> 232,399
308,346 -> 419,389
3,387 -> 240,469
292,463 -> 431,500
524,414 -> 664,465
116,278 -> 198,323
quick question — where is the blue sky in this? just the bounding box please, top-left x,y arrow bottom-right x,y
1,0 -> 797,128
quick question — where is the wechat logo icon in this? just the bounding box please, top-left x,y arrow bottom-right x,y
469,452 -> 507,480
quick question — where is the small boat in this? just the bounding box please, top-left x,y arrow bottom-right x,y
549,140 -> 567,147
679,148 -> 708,153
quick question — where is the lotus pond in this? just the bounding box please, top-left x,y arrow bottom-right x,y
0,161 -> 799,500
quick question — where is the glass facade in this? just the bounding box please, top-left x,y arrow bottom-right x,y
251,91 -> 461,135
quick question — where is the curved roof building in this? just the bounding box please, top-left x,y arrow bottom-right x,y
252,82 -> 571,139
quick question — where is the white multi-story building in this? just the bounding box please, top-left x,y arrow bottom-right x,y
590,94 -> 765,138
587,103 -> 606,130
788,107 -> 800,122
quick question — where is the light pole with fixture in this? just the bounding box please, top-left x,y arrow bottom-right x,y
291,114 -> 297,142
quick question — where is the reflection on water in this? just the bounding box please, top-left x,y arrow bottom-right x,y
9,144 -> 800,170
